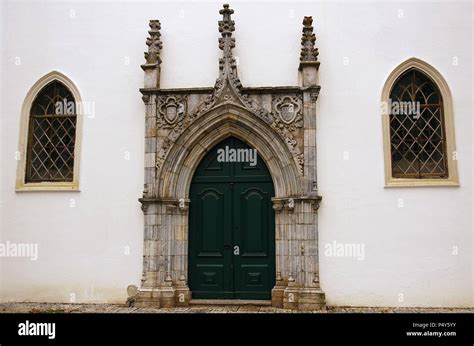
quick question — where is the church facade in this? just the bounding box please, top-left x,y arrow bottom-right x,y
1,1 -> 472,310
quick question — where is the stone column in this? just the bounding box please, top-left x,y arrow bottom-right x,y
299,15 -> 320,195
174,199 -> 191,306
271,200 -> 288,308
157,201 -> 177,308
291,16 -> 325,311
283,198 -> 299,310
134,19 -> 165,308
134,200 -> 162,307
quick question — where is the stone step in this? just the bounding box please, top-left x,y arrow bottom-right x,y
189,299 -> 271,306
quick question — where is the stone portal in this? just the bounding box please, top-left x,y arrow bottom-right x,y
134,4 -> 325,311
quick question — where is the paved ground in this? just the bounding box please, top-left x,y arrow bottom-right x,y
0,302 -> 472,313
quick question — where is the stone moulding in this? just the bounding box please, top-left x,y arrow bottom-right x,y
272,196 -> 322,213
134,4 -> 325,311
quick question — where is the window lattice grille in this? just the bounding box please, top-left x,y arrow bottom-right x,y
389,69 -> 448,178
26,81 -> 76,182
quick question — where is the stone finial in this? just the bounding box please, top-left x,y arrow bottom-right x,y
219,4 -> 235,37
142,20 -> 162,88
299,16 -> 320,73
217,4 -> 238,81
144,20 -> 162,65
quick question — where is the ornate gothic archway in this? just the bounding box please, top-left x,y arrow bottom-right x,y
134,4 -> 325,310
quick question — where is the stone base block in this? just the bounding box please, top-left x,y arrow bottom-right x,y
133,288 -> 162,308
297,287 -> 326,311
283,285 -> 299,310
175,286 -> 191,306
160,286 -> 176,308
280,286 -> 326,311
132,286 -> 186,308
271,284 -> 285,308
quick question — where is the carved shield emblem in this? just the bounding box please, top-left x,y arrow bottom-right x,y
165,105 -> 178,124
280,103 -> 295,123
273,96 -> 301,125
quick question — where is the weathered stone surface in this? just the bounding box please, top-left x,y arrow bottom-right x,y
136,4 -> 325,311
1,302 -> 472,314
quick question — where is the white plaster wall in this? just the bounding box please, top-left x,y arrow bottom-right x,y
0,0 -> 472,306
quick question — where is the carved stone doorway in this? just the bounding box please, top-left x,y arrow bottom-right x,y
188,136 -> 276,300
134,4 -> 326,310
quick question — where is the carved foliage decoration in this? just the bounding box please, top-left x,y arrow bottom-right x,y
269,94 -> 304,174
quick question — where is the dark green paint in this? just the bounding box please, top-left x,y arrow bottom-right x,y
189,137 -> 275,299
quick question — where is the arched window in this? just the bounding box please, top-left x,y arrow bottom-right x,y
381,58 -> 459,187
16,71 -> 82,191
26,80 -> 76,182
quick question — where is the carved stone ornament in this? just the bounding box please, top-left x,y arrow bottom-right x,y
157,96 -> 186,128
272,95 -> 302,125
300,16 -> 319,63
146,4 -> 319,177
144,20 -> 162,66
137,5 -> 326,312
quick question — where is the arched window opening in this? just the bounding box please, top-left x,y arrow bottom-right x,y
389,68 -> 447,179
26,80 -> 77,182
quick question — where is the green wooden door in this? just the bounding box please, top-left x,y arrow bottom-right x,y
189,137 -> 275,300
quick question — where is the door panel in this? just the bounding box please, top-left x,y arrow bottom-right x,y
197,188 -> 224,256
240,187 -> 267,255
233,183 -> 274,299
189,137 -> 275,300
189,183 -> 233,298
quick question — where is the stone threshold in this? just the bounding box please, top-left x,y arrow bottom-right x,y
189,299 -> 271,306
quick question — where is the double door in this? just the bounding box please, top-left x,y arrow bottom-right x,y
188,137 -> 275,299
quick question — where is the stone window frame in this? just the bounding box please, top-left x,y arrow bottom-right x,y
381,58 -> 459,187
15,71 -> 83,192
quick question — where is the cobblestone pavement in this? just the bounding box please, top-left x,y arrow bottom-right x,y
0,303 -> 472,314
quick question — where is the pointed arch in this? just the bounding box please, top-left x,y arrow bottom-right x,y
16,71 -> 83,191
158,103 -> 303,199
381,58 -> 459,187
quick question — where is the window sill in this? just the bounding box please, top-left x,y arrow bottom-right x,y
384,178 -> 459,188
15,182 -> 80,192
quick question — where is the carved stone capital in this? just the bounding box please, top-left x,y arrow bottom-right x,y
138,197 -> 190,214
272,196 -> 322,213
310,92 -> 319,103
178,198 -> 190,212
272,199 -> 285,213
310,196 -> 322,211
272,197 -> 296,213
142,94 -> 151,104
138,197 -> 153,214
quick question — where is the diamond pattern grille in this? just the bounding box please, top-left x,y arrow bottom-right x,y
26,81 -> 76,182
389,69 -> 448,178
